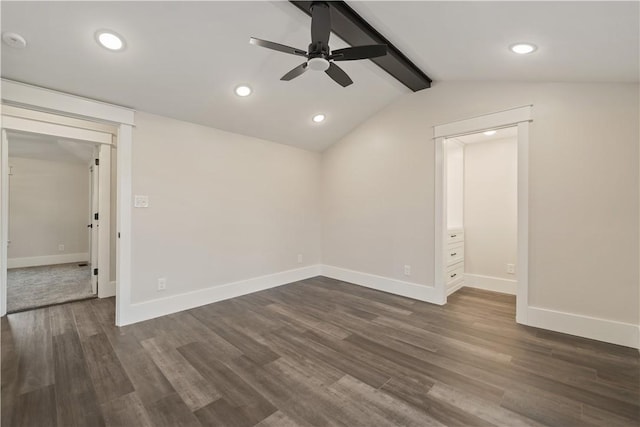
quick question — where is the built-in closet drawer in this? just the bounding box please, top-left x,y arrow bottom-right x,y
447,229 -> 464,245
447,243 -> 464,266
446,262 -> 464,285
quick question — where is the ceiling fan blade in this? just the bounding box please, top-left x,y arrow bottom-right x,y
281,62 -> 308,81
249,37 -> 307,57
330,44 -> 388,61
310,2 -> 331,44
325,62 -> 353,87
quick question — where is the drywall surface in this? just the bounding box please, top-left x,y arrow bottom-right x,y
322,82 -> 639,324
464,137 -> 517,280
446,140 -> 464,230
130,112 -> 321,303
8,156 -> 90,261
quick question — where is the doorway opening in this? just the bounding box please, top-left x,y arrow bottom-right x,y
5,131 -> 105,312
443,127 -> 518,307
433,106 -> 531,324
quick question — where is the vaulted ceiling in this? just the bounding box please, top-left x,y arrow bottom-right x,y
2,1 -> 638,151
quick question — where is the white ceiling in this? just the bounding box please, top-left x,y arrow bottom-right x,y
8,131 -> 96,164
351,1 -> 639,83
2,2 -> 637,152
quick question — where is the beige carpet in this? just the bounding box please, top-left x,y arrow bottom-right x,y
7,262 -> 95,312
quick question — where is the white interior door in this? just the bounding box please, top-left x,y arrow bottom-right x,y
90,154 -> 99,294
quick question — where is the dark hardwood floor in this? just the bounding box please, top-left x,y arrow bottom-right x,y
2,276 -> 638,426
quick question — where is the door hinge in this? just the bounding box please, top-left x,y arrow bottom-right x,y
95,158 -> 99,166
93,268 -> 98,276
94,212 -> 99,220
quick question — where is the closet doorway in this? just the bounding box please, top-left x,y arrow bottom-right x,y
444,127 -> 518,301
434,106 -> 531,324
1,112 -> 113,315
4,132 -> 102,312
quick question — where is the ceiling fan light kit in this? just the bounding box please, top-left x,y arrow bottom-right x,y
249,1 -> 388,87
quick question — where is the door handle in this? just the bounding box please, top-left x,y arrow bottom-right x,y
87,224 -> 93,228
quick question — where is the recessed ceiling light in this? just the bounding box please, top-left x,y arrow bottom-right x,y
2,32 -> 27,49
483,130 -> 497,136
510,43 -> 537,54
235,85 -> 252,97
96,30 -> 125,51
312,114 -> 326,123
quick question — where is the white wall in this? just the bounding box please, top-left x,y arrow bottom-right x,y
130,112 -> 321,304
322,82 -> 639,326
445,140 -> 464,230
8,156 -> 90,265
464,137 -> 517,280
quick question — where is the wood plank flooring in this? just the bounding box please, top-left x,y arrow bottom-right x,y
2,276 -> 638,426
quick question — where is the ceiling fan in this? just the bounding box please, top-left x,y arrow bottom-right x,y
249,1 -> 388,87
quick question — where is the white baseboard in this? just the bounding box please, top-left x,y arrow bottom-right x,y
321,265 -> 445,305
99,280 -> 116,299
119,265 -> 322,326
527,306 -> 639,349
114,262 -> 639,350
7,253 -> 88,269
464,273 -> 517,295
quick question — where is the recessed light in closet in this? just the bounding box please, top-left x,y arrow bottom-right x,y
509,43 -> 537,54
312,114 -> 326,123
96,30 -> 125,51
483,130 -> 497,136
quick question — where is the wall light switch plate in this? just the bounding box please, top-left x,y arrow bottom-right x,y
134,195 -> 149,208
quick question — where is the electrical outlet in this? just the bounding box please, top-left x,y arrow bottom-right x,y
404,265 -> 411,276
297,254 -> 303,264
506,264 -> 515,274
157,277 -> 167,291
58,244 -> 65,252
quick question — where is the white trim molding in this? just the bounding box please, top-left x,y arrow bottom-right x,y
100,281 -> 117,299
7,253 -> 88,269
321,265 -> 445,305
0,130 -> 8,316
527,306 -> 639,349
1,79 -> 135,125
1,116 -> 112,145
464,274 -> 517,295
119,265 -> 322,326
434,105 -> 532,138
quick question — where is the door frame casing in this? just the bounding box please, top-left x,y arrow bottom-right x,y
1,79 -> 134,325
89,155 -> 98,294
433,105 -> 532,324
